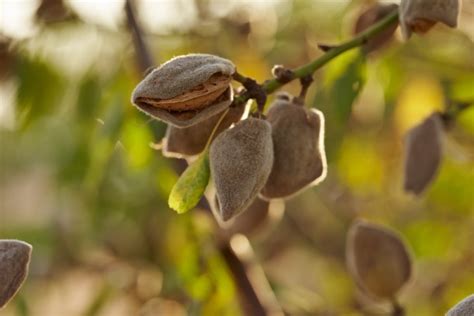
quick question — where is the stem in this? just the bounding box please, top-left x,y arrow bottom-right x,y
204,107 -> 230,150
441,101 -> 473,127
294,75 -> 314,105
233,72 -> 267,113
220,244 -> 268,316
124,0 -> 155,73
232,72 -> 250,84
234,9 -> 399,105
391,299 -> 405,316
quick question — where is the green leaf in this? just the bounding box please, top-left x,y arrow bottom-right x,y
168,151 -> 210,214
448,74 -> 474,102
314,50 -> 366,160
15,55 -> 65,127
329,51 -> 366,124
98,98 -> 125,141
76,74 -> 101,123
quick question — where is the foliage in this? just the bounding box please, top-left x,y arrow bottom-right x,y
0,0 -> 473,315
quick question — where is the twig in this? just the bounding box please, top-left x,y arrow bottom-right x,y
220,244 -> 269,316
271,65 -> 295,83
232,72 -> 267,114
317,43 -> 338,52
294,75 -> 313,105
440,101 -> 473,127
124,0 -> 155,74
233,9 -> 399,106
391,299 -> 405,316
124,1 -> 276,315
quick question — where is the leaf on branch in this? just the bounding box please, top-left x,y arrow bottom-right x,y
346,220 -> 412,301
168,150 -> 210,214
449,75 -> 474,103
330,52 -> 366,124
16,55 -> 65,127
76,74 -> 101,124
315,51 -> 366,158
0,240 -> 32,309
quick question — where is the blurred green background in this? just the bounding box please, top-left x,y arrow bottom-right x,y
1,0 -> 473,315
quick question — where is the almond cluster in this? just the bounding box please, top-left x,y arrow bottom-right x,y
209,95 -> 327,222
131,54 -> 330,223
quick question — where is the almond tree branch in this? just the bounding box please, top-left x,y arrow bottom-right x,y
124,1 -> 277,315
126,4 -> 399,315
219,244 -> 269,316
233,9 -> 399,106
392,299 -> 405,316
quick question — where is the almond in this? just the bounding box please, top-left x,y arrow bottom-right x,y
0,240 -> 32,309
261,97 -> 327,199
209,118 -> 273,221
346,221 -> 412,300
163,102 -> 245,158
446,294 -> 474,316
403,113 -> 444,195
400,0 -> 459,39
132,54 -> 235,127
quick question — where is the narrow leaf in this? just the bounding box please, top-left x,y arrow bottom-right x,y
168,151 -> 210,214
314,51 -> 366,159
330,51 -> 366,124
16,56 -> 64,127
